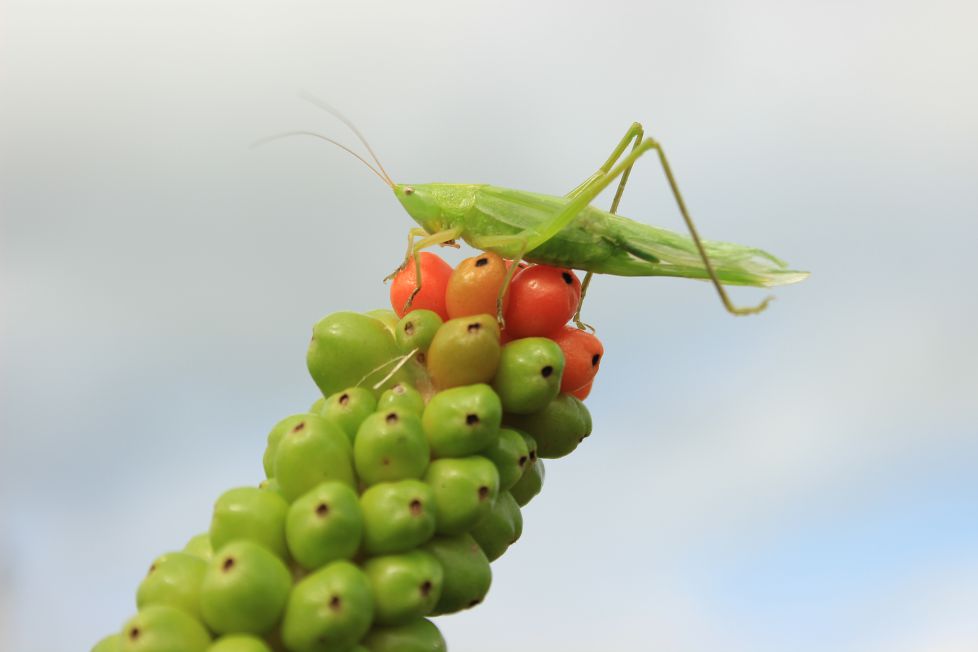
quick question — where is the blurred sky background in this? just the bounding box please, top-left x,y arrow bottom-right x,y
2,1 -> 978,650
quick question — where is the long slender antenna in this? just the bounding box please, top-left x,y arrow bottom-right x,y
299,92 -> 394,185
252,130 -> 393,188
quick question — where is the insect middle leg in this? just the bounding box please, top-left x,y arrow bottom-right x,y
401,227 -> 464,313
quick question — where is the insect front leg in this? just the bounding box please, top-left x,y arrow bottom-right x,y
465,233 -> 529,328
384,228 -> 430,283
403,227 -> 464,313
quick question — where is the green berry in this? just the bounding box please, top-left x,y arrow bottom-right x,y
199,541 -> 292,635
281,561 -> 374,652
424,456 -> 500,535
509,458 -> 545,507
376,383 -> 426,416
470,491 -> 523,561
182,533 -> 213,562
422,384 -> 501,458
360,619 -> 447,652
394,309 -> 443,356
504,393 -> 588,458
360,480 -> 437,555
263,414 -> 308,479
136,552 -> 207,620
363,550 -> 443,625
479,427 -> 530,491
92,633 -> 121,652
365,308 -> 400,332
209,487 -> 289,560
205,634 -> 272,652
422,534 -> 492,615
307,311 -> 408,397
491,337 -> 564,414
321,388 -> 378,444
426,315 -> 501,389
257,477 -> 285,499
309,396 -> 327,415
120,605 -> 211,652
286,481 -> 363,570
274,414 -> 356,501
354,409 -> 429,486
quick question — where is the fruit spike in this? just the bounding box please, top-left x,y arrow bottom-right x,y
95,254 -> 602,652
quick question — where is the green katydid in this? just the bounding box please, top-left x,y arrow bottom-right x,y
260,96 -> 808,326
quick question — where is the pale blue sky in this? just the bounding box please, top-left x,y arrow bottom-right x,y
2,1 -> 977,651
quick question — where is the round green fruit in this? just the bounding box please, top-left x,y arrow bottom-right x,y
422,384 -> 501,458
281,561 -> 374,652
205,635 -> 272,652
209,487 -> 289,560
92,633 -> 121,652
491,337 -> 564,414
199,541 -> 292,635
354,409 -> 430,486
376,383 -> 426,416
286,481 -> 363,570
119,605 -> 211,652
363,550 -> 443,625
320,388 -> 377,444
136,552 -> 207,620
360,619 -> 447,652
504,393 -> 589,458
424,456 -> 500,535
274,414 -> 356,501
366,308 -> 400,332
479,427 -> 530,491
394,309 -> 443,355
423,534 -> 492,615
360,480 -> 437,555
307,311 -> 408,397
470,491 -> 523,561
509,458 -> 545,507
426,315 -> 501,389
182,533 -> 213,562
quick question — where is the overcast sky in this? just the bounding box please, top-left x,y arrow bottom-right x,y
2,1 -> 978,651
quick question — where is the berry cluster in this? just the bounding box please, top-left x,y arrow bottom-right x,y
91,254 -> 604,652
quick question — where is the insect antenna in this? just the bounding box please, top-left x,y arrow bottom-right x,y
298,92 -> 395,186
251,130 -> 393,188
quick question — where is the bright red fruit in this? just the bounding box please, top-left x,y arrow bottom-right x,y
549,325 -> 604,393
502,265 -> 581,338
570,381 -> 592,400
389,252 -> 452,321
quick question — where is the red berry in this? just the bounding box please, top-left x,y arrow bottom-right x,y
389,252 -> 452,321
570,381 -> 592,400
549,326 -> 604,393
502,265 -> 581,338
445,252 -> 510,319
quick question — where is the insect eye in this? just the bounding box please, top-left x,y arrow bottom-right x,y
404,186 -> 415,195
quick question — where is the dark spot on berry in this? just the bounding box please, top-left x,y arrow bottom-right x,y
404,322 -> 415,336
292,421 -> 306,433
339,393 -> 350,406
530,450 -> 537,462
518,455 -> 528,468
316,502 -> 329,517
561,272 -> 573,284
416,352 -> 426,365
409,499 -> 423,515
467,322 -> 481,333
592,353 -> 601,366
386,412 -> 399,424
478,486 -> 490,501
541,365 -> 553,378
128,627 -> 141,641
148,563 -> 156,574
393,384 -> 405,394
328,595 -> 342,612
420,580 -> 433,597
381,456 -> 391,466
222,556 -> 235,572
475,257 -> 489,267
466,413 -> 479,426
468,598 -> 482,608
